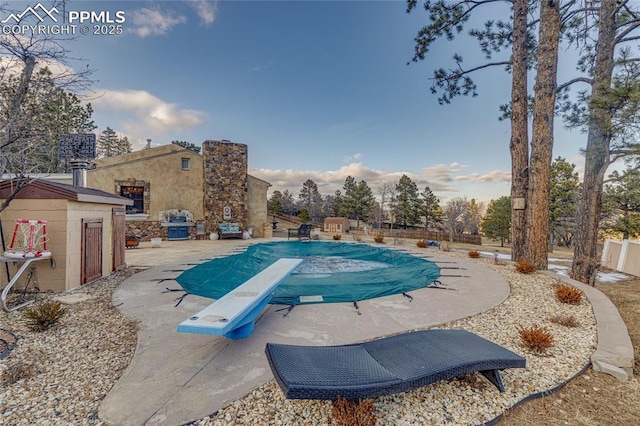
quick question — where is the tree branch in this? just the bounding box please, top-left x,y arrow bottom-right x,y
556,76 -> 593,92
615,22 -> 640,44
436,60 -> 512,81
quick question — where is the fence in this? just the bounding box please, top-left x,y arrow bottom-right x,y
269,213 -> 483,245
356,229 -> 482,245
601,239 -> 640,277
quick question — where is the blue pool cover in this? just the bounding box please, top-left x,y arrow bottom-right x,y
176,241 -> 441,305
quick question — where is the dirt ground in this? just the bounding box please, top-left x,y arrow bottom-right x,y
497,276 -> 640,425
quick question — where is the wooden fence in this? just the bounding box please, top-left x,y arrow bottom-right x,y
354,229 -> 482,245
269,213 -> 482,245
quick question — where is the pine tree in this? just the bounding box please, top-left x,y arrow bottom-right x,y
97,127 -> 131,158
549,157 -> 579,247
393,175 -> 421,228
421,187 -> 442,231
171,140 -> 201,153
481,196 -> 511,247
602,168 -> 640,240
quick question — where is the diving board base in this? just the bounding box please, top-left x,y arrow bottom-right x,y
177,258 -> 303,339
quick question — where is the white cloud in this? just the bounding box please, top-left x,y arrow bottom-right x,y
250,162 -> 461,198
130,8 -> 187,37
343,152 -> 363,162
188,0 -> 218,26
454,170 -> 512,183
0,55 -> 82,84
249,159 -> 516,203
92,89 -> 206,149
421,163 -> 469,182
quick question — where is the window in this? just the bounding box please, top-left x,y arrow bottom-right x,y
181,158 -> 190,170
121,186 -> 144,213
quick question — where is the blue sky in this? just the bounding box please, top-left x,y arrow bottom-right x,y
8,0 -> 592,204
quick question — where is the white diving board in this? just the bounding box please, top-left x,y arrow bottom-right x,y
177,258 -> 303,339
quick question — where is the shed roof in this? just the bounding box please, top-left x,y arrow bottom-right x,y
0,179 -> 133,206
324,217 -> 350,224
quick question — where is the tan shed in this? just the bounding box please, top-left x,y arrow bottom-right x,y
324,217 -> 351,234
0,179 -> 132,292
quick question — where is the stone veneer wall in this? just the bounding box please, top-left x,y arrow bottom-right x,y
126,222 -> 201,241
202,141 -> 248,231
126,222 -> 165,241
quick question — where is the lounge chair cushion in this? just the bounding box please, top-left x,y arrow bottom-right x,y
265,329 -> 526,400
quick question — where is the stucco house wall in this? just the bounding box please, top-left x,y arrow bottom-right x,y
87,144 -> 205,221
247,175 -> 271,238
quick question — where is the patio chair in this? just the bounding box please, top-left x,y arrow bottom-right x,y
265,329 -> 526,400
287,223 -> 313,240
195,222 -> 206,240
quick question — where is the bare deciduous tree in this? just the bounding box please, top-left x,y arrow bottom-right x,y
0,1 -> 93,213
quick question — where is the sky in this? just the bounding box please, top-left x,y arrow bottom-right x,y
2,0 -> 597,204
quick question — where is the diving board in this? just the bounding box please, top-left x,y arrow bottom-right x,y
177,258 -> 302,339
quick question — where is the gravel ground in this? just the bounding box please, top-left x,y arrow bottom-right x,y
0,254 -> 597,425
0,269 -> 139,426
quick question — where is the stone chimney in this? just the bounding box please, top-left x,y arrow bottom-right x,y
202,140 -> 248,230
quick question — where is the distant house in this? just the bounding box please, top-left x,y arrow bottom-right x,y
0,179 -> 132,291
324,217 -> 350,234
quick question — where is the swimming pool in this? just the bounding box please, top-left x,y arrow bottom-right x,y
176,241 -> 441,305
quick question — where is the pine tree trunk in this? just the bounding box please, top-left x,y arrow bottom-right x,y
510,0 -> 529,262
527,0 -> 560,270
572,0 -> 617,284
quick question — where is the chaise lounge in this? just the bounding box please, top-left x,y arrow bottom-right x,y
287,223 -> 313,240
265,329 -> 526,400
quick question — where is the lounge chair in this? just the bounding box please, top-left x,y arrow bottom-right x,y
265,329 -> 526,400
287,223 -> 313,240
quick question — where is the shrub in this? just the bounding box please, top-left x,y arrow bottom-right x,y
353,234 -> 361,242
333,234 -> 342,240
1,361 -> 36,384
416,240 -> 427,248
515,258 -> 536,274
373,234 -> 384,243
468,250 -> 480,258
329,397 -> 377,426
518,325 -> 554,353
440,242 -> 451,252
555,284 -> 583,305
549,314 -> 580,328
22,301 -> 67,332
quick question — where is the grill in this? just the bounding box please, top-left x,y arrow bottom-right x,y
167,216 -> 188,240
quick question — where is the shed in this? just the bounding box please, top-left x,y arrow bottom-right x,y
0,179 -> 132,292
324,217 -> 350,234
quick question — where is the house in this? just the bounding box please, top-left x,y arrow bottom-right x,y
0,179 -> 132,292
87,140 -> 272,240
324,217 -> 351,234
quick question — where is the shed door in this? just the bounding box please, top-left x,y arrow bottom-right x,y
112,208 -> 126,271
82,219 -> 103,284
